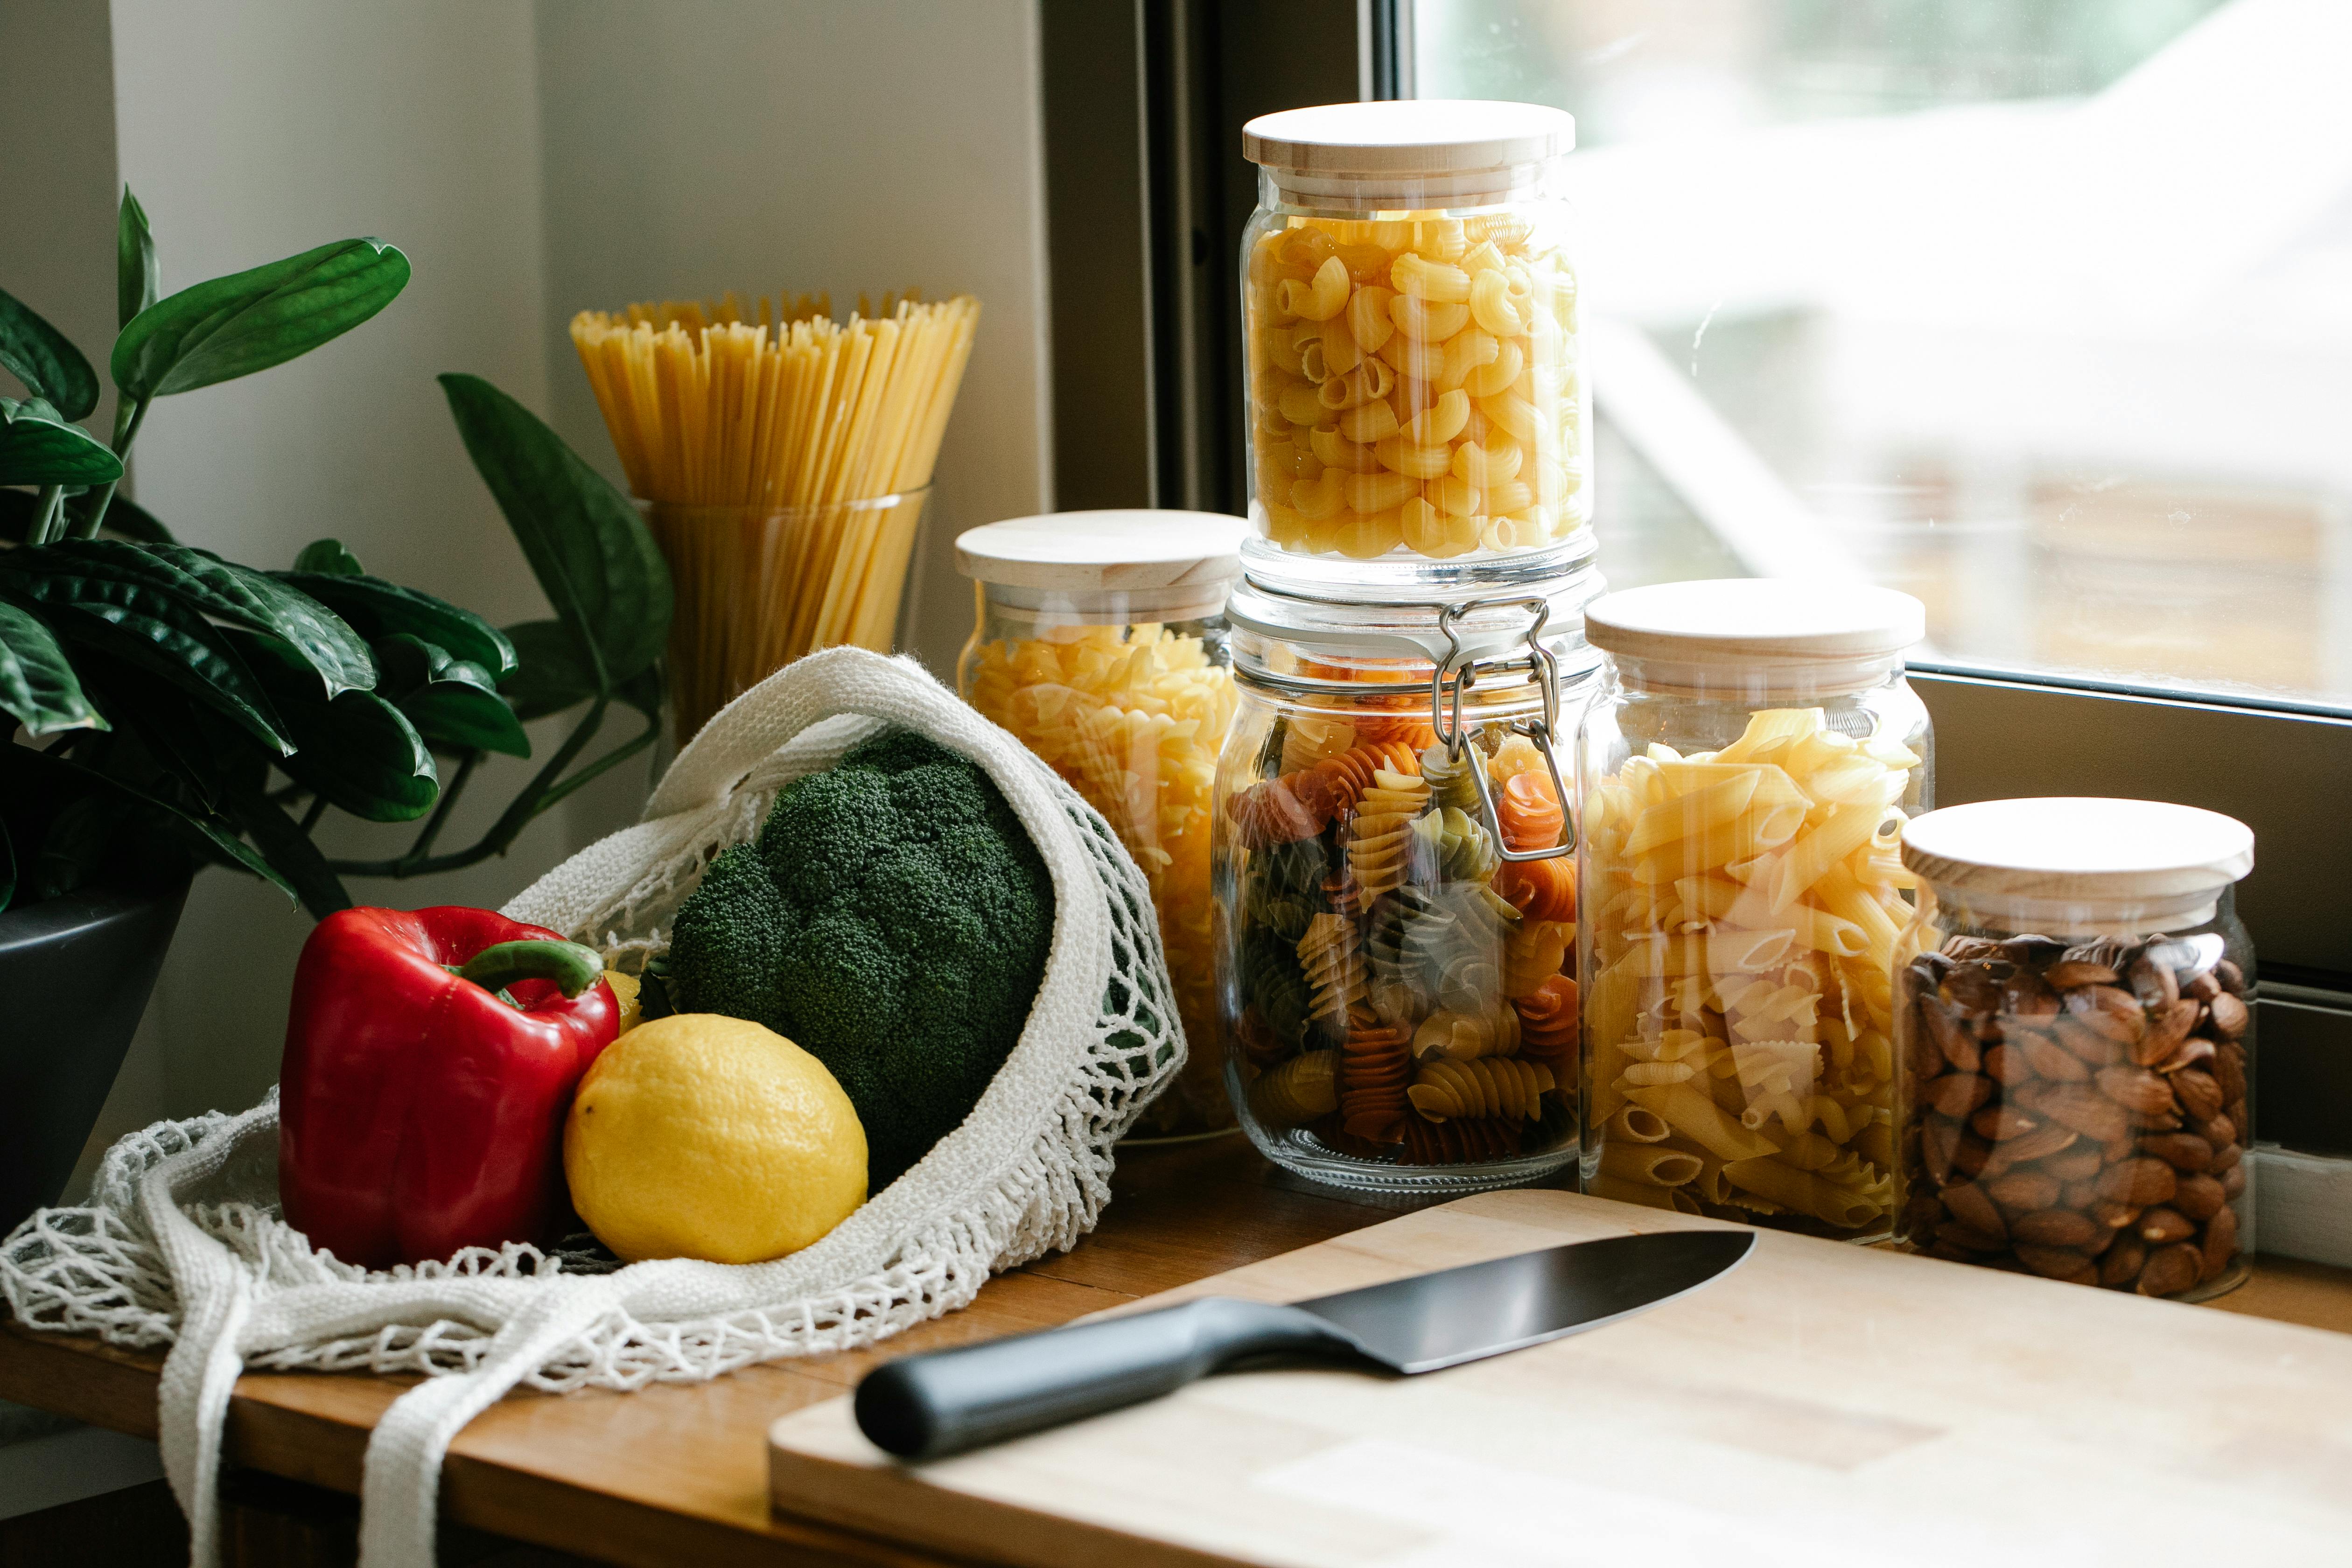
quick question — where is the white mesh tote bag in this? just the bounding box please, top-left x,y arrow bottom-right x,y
0,646 -> 1184,1567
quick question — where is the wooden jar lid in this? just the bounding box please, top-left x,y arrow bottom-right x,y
1242,100 -> 1574,175
955,510 -> 1247,596
1583,579 -> 1925,666
1902,798 -> 2255,902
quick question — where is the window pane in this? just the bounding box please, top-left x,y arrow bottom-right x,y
1416,0 -> 2352,710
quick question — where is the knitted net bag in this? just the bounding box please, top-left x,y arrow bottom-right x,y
0,648 -> 1184,1567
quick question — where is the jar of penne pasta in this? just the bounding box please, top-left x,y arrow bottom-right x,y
1239,100 -> 1586,588
1577,580 -> 1930,1239
1895,798 -> 2254,1299
1213,546 -> 1603,1192
957,510 -> 1250,1140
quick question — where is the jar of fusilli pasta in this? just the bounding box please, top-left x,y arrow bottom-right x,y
1239,100 -> 1585,589
957,510 -> 1248,1140
1577,580 -> 1930,1240
1214,545 -> 1603,1192
1895,798 -> 2254,1299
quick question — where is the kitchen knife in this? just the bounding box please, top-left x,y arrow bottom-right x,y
854,1227 -> 1754,1460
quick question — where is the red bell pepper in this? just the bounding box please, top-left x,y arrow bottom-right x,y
279,906 -> 619,1269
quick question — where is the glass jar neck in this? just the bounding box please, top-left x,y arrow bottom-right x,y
977,579 -> 1229,628
1927,883 -> 2235,939
1608,651 -> 1906,702
1255,161 -> 1561,216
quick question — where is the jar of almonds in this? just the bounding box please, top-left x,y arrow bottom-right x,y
1897,798 -> 2255,1299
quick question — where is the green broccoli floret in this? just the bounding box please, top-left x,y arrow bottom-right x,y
665,728 -> 1055,1187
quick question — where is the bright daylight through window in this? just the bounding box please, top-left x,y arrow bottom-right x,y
1417,0 -> 2352,710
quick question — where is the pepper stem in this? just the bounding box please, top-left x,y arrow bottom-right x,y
455,939 -> 607,1000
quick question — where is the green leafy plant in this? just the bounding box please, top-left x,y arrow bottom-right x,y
0,189 -> 671,917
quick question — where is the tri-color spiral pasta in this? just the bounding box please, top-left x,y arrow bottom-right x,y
1249,1050 -> 1340,1128
1297,913 -> 1369,1035
1512,973 -> 1580,1077
1339,1020 -> 1412,1143
1400,1114 -> 1526,1165
1407,1056 -> 1556,1121
1496,769 -> 1565,853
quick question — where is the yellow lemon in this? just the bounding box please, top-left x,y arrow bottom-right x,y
564,1014 -> 867,1264
601,969 -> 643,1034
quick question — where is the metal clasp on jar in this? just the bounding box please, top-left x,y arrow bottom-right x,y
1431,596 -> 1576,861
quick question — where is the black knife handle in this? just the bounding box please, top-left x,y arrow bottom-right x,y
854,1297 -> 1358,1460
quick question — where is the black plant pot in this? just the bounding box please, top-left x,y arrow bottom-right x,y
0,878 -> 190,1236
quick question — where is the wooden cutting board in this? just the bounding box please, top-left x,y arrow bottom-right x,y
768,1189 -> 2352,1567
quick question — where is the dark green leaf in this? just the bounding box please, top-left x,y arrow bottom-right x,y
0,597 -> 105,735
95,492 -> 172,543
439,374 -> 672,688
619,662 -> 665,722
117,188 -> 158,331
227,629 -> 436,822
374,634 -> 530,758
76,652 -> 266,810
218,786 -> 349,917
496,618 -> 596,721
29,795 -> 121,902
26,540 -> 372,697
1,487 -> 171,544
0,740 -> 294,905
112,238 -> 410,399
0,287 -> 99,421
0,397 -> 121,486
292,538 -> 364,576
0,565 -> 290,753
275,568 -> 514,677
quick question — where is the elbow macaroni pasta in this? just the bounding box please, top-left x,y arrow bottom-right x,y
1582,707 -> 1920,1234
1247,210 -> 1588,561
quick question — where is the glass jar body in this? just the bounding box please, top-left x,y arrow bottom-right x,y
1896,887 -> 2254,1299
959,584 -> 1239,1138
1576,663 -> 1932,1239
1215,645 -> 1592,1193
1240,164 -> 1587,587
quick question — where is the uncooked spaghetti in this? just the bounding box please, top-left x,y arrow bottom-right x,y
570,290 -> 980,739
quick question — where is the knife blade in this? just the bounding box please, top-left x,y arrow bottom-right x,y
854,1227 -> 1754,1460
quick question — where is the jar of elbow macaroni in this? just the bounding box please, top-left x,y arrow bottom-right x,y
1239,100 -> 1586,590
1214,544 -> 1603,1193
1576,580 -> 1931,1241
957,510 -> 1248,1140
1895,798 -> 2254,1299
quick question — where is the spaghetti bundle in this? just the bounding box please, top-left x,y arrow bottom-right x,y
570,290 -> 980,739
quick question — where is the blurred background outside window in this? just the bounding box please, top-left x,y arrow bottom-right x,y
1417,0 -> 2352,709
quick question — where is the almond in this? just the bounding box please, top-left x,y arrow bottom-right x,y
1944,965 -> 2008,1015
2039,1085 -> 2129,1142
2214,1043 -> 2248,1105
1926,1072 -> 1994,1119
1986,1170 -> 2060,1211
1977,1123 -> 2077,1176
2044,959 -> 2120,990
2133,999 -> 2201,1067
2014,1244 -> 2097,1283
1953,1134 -> 1994,1180
2128,955 -> 2180,1010
2092,1201 -> 2142,1230
2137,1207 -> 2196,1245
2193,1112 -> 2236,1148
2137,1242 -> 2202,1297
2201,1202 -> 2240,1278
2099,1234 -> 2148,1288
2207,991 -> 2249,1041
2095,1157 -> 2177,1207
2216,959 -> 2246,995
2013,1208 -> 2099,1248
2044,1145 -> 2105,1183
2222,1161 -> 2247,1200
2174,1070 -> 2224,1122
1981,1043 -> 2034,1086
2173,1172 -> 2226,1222
2094,1065 -> 2177,1118
1921,1115 -> 1961,1185
2184,971 -> 2222,1003
2021,1036 -> 2089,1083
2063,985 -> 2147,1047
2210,1140 -> 2243,1172
1971,1104 -> 2040,1142
1940,1183 -> 2006,1239
2151,1036 -> 2216,1075
1935,1218 -> 2004,1253
1921,998 -> 1982,1073
2050,1015 -> 2127,1067
2140,1132 -> 2214,1172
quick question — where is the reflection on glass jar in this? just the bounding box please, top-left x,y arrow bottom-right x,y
1895,798 -> 2255,1300
1216,557 -> 1602,1192
1240,101 -> 1587,582
955,511 -> 1248,1139
1578,581 -> 1930,1239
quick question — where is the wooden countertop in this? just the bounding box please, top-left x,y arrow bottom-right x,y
3,1136 -> 2348,1568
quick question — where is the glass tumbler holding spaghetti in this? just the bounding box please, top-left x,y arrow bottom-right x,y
569,294 -> 982,744
1577,580 -> 1930,1239
957,511 -> 1249,1139
1215,548 -> 1603,1193
1239,100 -> 1585,587
1895,798 -> 2254,1299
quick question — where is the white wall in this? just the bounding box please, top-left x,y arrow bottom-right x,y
533,0 -> 1054,673
24,0 -> 1052,1170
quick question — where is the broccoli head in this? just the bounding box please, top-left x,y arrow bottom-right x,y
665,728 -> 1056,1187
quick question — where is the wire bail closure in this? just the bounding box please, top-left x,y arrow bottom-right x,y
1429,597 -> 1576,861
